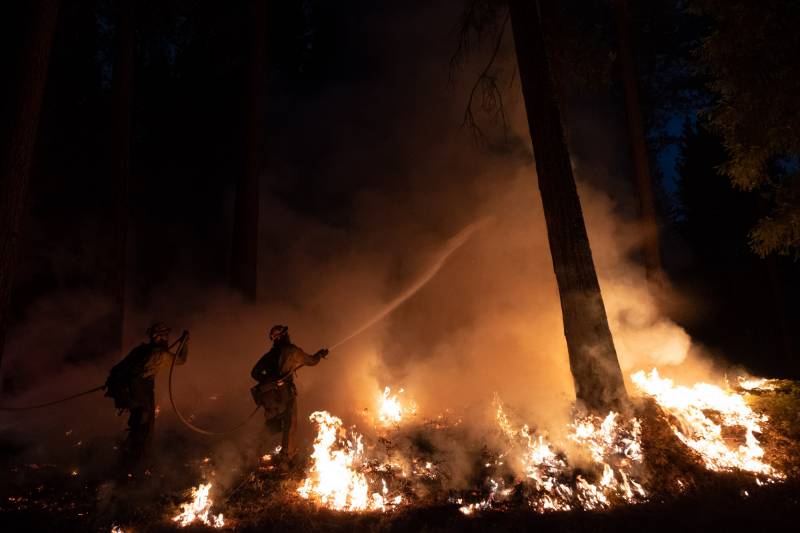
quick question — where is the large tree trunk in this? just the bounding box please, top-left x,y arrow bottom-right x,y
231,0 -> 266,301
0,0 -> 60,379
508,0 -> 627,412
613,0 -> 663,286
109,0 -> 135,355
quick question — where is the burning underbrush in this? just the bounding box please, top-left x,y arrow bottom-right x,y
223,371 -> 794,527
285,373 -> 788,517
2,372 -> 799,531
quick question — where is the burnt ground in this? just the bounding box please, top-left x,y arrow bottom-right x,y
1,389 -> 799,533
0,472 -> 798,533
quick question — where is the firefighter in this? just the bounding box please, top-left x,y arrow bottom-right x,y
105,322 -> 189,467
250,325 -> 328,467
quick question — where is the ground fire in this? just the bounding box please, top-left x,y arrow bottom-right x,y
172,482 -> 224,528
1,364 -> 798,530
286,373 -> 786,518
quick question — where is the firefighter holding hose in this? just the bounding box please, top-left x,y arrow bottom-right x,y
251,325 -> 328,469
105,322 -> 189,468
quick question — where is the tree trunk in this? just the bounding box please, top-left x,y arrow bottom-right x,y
231,0 -> 266,301
0,0 -> 60,379
109,0 -> 135,355
613,0 -> 663,286
508,0 -> 627,412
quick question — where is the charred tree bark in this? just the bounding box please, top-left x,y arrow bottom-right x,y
109,0 -> 135,355
231,0 -> 267,301
613,0 -> 663,286
0,0 -> 60,378
508,0 -> 627,412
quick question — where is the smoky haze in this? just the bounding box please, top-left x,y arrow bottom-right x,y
1,0 -> 717,491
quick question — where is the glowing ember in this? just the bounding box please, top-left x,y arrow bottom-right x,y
632,369 -> 782,478
172,483 -> 224,528
298,411 -> 403,512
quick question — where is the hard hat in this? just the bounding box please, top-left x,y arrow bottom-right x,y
146,322 -> 171,338
269,324 -> 288,341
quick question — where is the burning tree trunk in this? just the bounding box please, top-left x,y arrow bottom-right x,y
231,0 -> 267,301
613,0 -> 663,286
0,0 -> 60,378
108,0 -> 135,355
508,0 -> 627,412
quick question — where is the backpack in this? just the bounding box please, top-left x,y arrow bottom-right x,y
104,344 -> 150,410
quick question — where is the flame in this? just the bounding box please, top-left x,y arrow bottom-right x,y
172,483 -> 224,528
294,369 -> 785,516
490,398 -> 646,513
736,376 -> 778,391
376,386 -> 417,427
632,369 -> 782,478
378,387 -> 403,425
298,411 -> 403,512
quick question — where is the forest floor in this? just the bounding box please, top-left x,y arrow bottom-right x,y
1,383 -> 799,533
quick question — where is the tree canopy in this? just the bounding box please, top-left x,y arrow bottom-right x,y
692,0 -> 800,257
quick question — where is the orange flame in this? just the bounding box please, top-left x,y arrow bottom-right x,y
172,483 -> 224,528
632,369 -> 782,478
298,411 -> 403,512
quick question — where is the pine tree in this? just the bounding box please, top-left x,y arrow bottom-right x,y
509,0 -> 627,412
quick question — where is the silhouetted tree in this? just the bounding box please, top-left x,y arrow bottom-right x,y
613,0 -> 663,285
675,121 -> 798,374
0,0 -> 60,377
231,0 -> 267,301
109,0 -> 135,354
690,0 -> 800,257
509,0 -> 627,412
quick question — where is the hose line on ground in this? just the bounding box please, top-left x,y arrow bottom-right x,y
0,385 -> 105,411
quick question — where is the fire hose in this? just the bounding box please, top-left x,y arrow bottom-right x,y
0,385 -> 105,411
167,335 -> 261,436
0,335 -> 187,412
4,219 -> 489,433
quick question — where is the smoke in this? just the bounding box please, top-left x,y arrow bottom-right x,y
0,0 -> 726,501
